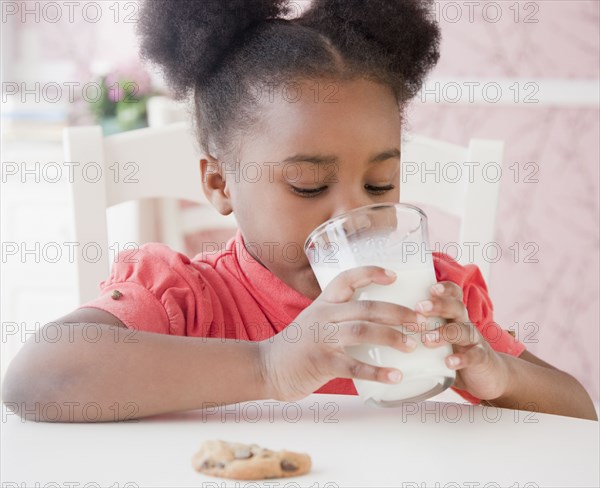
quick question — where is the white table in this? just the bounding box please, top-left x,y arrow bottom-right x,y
2,394 -> 598,488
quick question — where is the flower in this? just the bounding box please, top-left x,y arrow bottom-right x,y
86,59 -> 161,134
105,59 -> 153,102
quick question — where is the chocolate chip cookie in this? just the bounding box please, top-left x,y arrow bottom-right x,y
192,439 -> 311,480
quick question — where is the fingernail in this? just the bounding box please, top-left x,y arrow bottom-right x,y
384,269 -> 397,278
447,356 -> 460,367
431,283 -> 444,295
404,336 -> 417,349
416,300 -> 433,313
424,331 -> 439,342
388,370 -> 402,382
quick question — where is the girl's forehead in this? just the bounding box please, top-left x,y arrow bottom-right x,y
265,77 -> 397,113
246,79 -> 401,152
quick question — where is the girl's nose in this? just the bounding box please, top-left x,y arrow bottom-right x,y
331,192 -> 372,219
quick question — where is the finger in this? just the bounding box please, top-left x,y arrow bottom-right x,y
328,300 -> 421,329
444,344 -> 487,370
422,321 -> 481,348
414,294 -> 469,322
337,320 -> 418,352
429,281 -> 463,300
321,266 -> 397,303
335,356 -> 405,385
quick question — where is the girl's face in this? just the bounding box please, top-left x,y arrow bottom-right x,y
205,78 -> 401,300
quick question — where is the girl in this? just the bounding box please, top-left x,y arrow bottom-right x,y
3,0 -> 596,421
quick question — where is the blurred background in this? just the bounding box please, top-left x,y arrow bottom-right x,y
1,1 -> 599,404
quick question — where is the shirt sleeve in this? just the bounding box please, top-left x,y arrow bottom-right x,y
78,243 -> 212,337
433,253 -> 527,405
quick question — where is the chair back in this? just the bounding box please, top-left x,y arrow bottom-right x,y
401,133 -> 504,281
64,124 -> 502,303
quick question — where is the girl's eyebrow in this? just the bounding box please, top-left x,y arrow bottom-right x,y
370,148 -> 401,163
282,148 -> 400,165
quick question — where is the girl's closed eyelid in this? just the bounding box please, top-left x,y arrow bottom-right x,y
289,184 -> 395,198
364,184 -> 396,194
289,186 -> 328,197
365,183 -> 395,190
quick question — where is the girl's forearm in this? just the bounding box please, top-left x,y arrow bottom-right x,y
2,323 -> 268,422
483,352 -> 598,421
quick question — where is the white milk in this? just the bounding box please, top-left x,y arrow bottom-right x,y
311,258 -> 456,406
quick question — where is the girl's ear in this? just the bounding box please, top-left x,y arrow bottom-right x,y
199,156 -> 233,215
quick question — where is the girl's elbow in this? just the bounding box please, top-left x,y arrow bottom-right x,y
2,355 -> 75,422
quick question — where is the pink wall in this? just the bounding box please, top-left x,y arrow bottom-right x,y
406,0 -> 599,400
432,0 -> 599,79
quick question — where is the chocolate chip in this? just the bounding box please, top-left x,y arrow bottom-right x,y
280,460 -> 298,472
201,459 -> 226,470
111,290 -> 123,300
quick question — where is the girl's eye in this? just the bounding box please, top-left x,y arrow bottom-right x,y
290,186 -> 328,197
365,184 -> 395,195
290,184 -> 395,197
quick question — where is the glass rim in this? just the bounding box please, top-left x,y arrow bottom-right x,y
303,202 -> 428,253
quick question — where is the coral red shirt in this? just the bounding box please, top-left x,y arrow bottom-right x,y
80,229 -> 526,405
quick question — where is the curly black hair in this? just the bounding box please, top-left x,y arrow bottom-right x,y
137,0 -> 440,160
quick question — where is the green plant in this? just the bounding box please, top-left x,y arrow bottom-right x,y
90,62 -> 157,133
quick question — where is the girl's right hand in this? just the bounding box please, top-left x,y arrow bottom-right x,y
258,266 -> 420,402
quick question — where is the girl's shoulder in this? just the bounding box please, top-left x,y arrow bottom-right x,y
101,242 -> 236,298
80,241 -> 239,337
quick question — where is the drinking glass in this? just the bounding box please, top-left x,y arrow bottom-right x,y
304,203 -> 456,407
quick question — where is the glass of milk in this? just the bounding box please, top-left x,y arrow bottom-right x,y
304,203 -> 456,407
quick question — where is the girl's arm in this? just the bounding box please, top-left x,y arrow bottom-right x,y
1,308 -> 268,422
2,267 -> 443,423
481,350 -> 598,420
418,281 -> 598,421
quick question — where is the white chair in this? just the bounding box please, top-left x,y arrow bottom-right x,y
145,95 -> 237,253
63,122 -> 237,304
64,121 -> 502,305
400,135 -> 504,407
400,133 -> 503,282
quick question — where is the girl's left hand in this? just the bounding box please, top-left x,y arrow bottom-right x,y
414,281 -> 511,401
